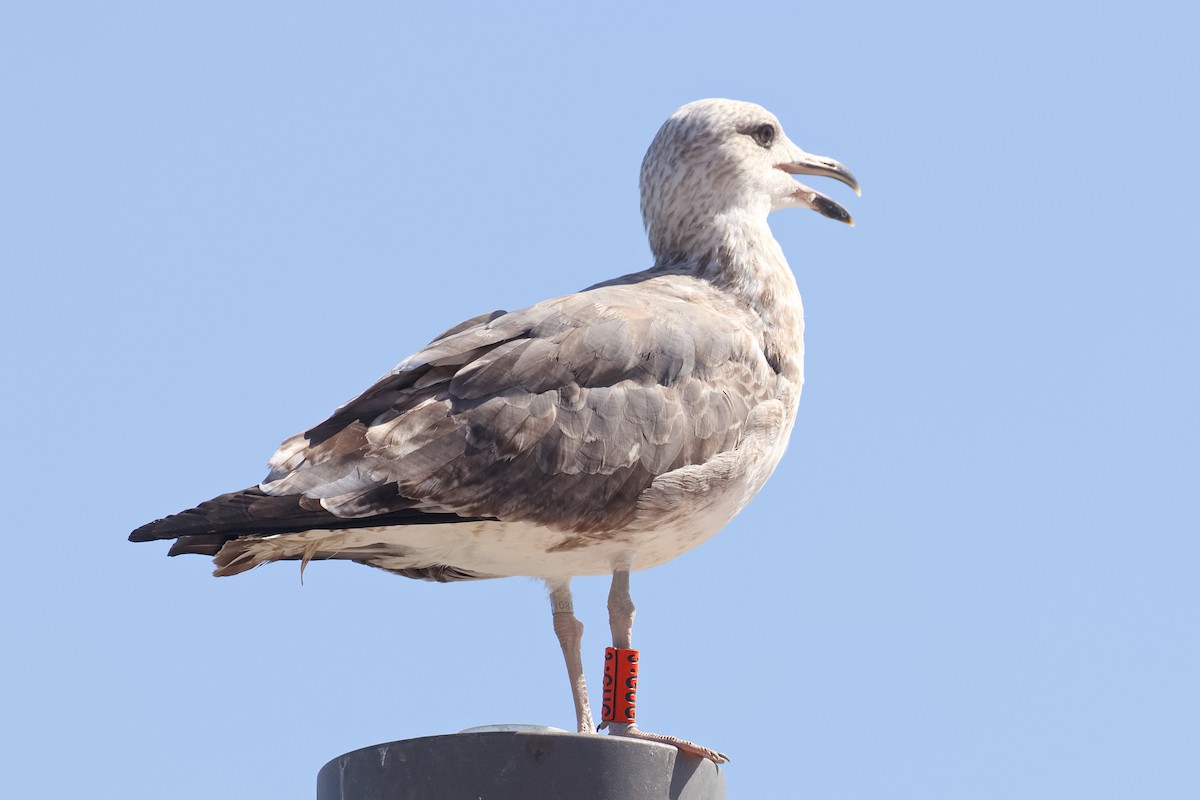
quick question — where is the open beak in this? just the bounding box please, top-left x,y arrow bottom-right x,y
778,151 -> 860,226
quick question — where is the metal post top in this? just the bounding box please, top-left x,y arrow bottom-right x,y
318,728 -> 726,800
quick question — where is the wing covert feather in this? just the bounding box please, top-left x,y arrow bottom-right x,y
262,277 -> 779,533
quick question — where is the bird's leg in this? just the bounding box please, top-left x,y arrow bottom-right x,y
548,579 -> 595,734
601,569 -> 730,764
607,568 -> 636,649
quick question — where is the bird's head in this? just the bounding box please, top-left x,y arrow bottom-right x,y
640,98 -> 859,264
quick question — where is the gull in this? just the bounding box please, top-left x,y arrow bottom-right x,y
130,98 -> 858,763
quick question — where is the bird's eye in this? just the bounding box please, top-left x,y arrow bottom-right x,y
751,123 -> 776,147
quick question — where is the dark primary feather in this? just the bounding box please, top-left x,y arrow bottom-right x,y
129,486 -> 494,553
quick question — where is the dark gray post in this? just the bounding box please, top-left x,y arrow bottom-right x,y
317,730 -> 726,800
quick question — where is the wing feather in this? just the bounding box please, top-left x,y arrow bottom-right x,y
249,274 -> 779,535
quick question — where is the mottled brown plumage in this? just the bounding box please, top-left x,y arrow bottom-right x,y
130,98 -> 858,763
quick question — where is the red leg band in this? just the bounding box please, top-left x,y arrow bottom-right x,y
601,647 -> 639,723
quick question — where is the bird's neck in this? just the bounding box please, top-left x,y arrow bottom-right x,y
659,210 -> 805,379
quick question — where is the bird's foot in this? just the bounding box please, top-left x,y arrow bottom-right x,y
600,721 -> 729,764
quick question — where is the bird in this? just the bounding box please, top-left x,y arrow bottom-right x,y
130,98 -> 858,763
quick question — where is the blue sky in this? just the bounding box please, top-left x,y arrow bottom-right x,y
2,2 -> 1197,798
